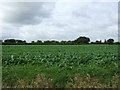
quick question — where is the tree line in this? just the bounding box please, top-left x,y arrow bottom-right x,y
1,36 -> 120,45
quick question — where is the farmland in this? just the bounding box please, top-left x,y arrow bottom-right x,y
2,45 -> 120,88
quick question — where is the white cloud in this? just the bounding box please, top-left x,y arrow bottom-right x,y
0,2 -> 118,42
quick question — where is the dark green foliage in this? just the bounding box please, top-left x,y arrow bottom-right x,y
2,37 -> 119,45
107,39 -> 114,44
74,36 -> 90,44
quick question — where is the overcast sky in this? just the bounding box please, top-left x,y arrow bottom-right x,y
0,2 -> 118,42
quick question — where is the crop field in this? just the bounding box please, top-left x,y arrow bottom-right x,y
2,45 -> 120,88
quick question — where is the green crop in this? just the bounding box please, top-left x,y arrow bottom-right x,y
2,45 -> 120,88
2,45 -> 119,67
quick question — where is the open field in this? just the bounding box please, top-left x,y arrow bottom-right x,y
2,45 -> 120,88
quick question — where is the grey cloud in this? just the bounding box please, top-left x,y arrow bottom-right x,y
2,2 -> 55,25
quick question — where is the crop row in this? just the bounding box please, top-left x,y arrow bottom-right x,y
2,52 -> 119,67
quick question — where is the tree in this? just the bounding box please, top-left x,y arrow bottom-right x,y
44,40 -> 59,45
4,39 -> 16,45
60,41 -> 67,45
23,40 -> 26,43
114,42 -> 120,44
36,40 -> 42,45
16,40 -> 26,45
74,36 -> 90,44
95,40 -> 102,44
107,39 -> 114,44
104,39 -> 107,44
44,40 -> 50,45
31,41 -> 35,44
66,41 -> 73,45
